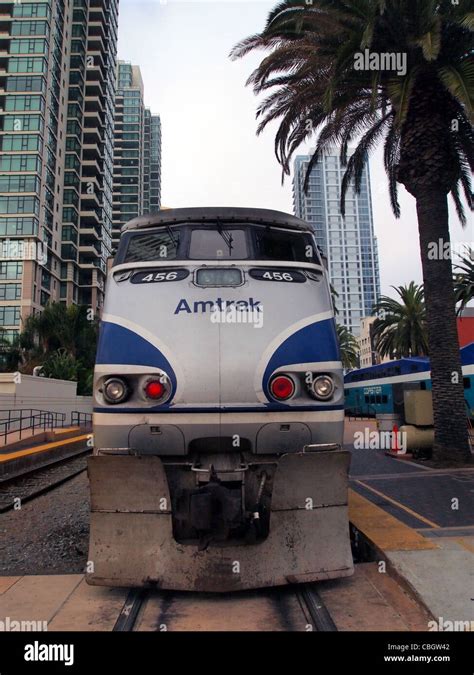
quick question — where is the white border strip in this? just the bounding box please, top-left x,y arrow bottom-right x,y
95,364 -> 164,375
94,410 -> 345,425
345,364 -> 473,390
344,371 -> 430,389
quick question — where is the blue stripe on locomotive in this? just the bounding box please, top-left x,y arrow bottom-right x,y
96,317 -> 342,411
262,318 -> 340,396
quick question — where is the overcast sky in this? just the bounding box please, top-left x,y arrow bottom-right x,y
118,0 -> 472,296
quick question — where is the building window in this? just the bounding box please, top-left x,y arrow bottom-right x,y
0,306 -> 21,326
0,196 -> 40,215
0,284 -> 21,300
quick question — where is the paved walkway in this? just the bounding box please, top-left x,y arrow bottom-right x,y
346,418 -> 474,625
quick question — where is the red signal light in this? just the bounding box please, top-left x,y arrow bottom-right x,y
270,375 -> 295,401
145,380 -> 165,400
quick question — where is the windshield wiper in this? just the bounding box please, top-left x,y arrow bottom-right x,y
216,219 -> 234,256
165,225 -> 178,249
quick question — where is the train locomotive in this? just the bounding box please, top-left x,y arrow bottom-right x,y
86,207 -> 354,591
344,343 -> 474,420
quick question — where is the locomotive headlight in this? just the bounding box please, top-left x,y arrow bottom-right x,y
103,377 -> 129,404
311,375 -> 335,401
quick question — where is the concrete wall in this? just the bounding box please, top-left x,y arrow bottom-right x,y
0,373 -> 92,426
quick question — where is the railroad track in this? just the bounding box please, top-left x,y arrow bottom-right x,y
0,450 -> 90,513
112,584 -> 337,632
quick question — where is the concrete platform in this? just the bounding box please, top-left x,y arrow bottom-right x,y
347,417 -> 474,626
0,563 -> 431,631
0,426 -> 85,450
0,430 -> 91,479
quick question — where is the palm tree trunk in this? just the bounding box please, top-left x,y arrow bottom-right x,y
416,190 -> 471,464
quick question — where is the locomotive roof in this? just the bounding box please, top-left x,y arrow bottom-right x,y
121,207 -> 313,233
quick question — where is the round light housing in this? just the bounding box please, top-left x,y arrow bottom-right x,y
270,375 -> 295,401
103,377 -> 129,404
311,375 -> 335,401
144,376 -> 170,402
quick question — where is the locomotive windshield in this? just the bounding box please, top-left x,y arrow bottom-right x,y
124,227 -> 181,262
254,227 -> 312,262
189,228 -> 247,259
119,222 -> 321,265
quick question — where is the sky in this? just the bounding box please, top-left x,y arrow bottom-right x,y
117,0 -> 473,296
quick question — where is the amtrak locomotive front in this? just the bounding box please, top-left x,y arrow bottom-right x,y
87,207 -> 354,591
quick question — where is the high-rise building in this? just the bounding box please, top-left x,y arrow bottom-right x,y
293,148 -> 381,336
0,0 -> 119,344
64,0 -> 118,312
144,110 -> 161,214
111,61 -> 161,249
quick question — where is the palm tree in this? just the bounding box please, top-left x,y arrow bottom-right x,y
231,0 -> 473,463
330,283 -> 340,315
336,324 -> 359,370
372,282 -> 428,358
22,303 -> 97,360
22,302 -> 71,354
14,303 -> 98,394
453,248 -> 474,314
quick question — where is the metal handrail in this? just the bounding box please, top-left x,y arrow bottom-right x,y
71,411 -> 92,427
0,408 -> 66,445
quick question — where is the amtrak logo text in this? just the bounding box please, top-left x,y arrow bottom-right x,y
174,297 -> 262,315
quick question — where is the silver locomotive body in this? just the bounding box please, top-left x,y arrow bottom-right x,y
87,208 -> 353,591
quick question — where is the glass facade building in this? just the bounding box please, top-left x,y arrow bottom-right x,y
293,148 -> 381,336
143,110 -> 161,215
112,61 -> 161,249
0,0 -> 119,341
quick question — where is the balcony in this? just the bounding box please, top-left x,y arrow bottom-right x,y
79,223 -> 102,239
81,158 -> 101,176
81,190 -> 102,208
79,243 -> 101,256
87,34 -> 105,52
80,207 -> 101,223
83,109 -> 105,128
84,94 -> 104,113
86,48 -> 105,69
83,128 -> 104,145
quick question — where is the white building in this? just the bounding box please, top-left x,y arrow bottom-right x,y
357,316 -> 392,368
